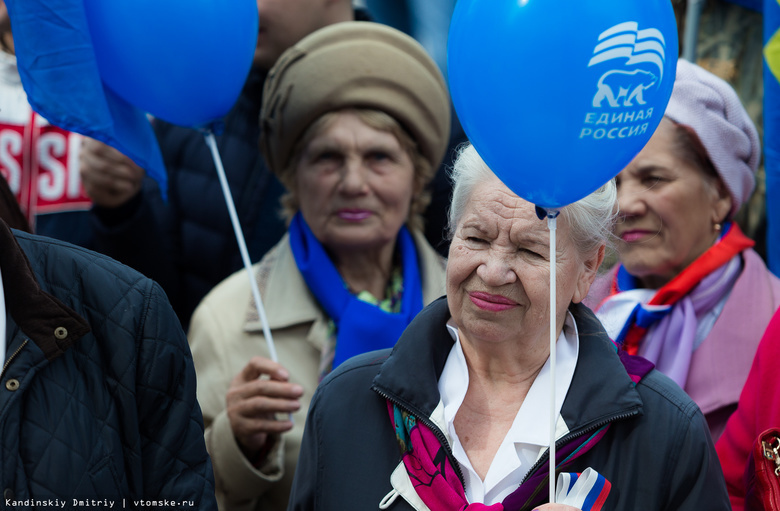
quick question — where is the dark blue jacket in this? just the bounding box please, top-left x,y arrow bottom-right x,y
0,222 -> 216,508
288,298 -> 730,510
36,211 -> 96,250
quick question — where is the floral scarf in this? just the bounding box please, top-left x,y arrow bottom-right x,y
386,349 -> 654,510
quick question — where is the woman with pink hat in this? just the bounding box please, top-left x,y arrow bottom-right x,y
586,59 -> 780,442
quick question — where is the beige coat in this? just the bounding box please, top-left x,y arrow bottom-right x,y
188,231 -> 446,511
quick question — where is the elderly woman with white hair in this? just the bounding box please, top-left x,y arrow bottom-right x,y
586,59 -> 780,442
286,143 -> 730,510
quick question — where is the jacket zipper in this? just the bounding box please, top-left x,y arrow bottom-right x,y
1,339 -> 28,380
373,386 -> 468,489
520,409 -> 640,485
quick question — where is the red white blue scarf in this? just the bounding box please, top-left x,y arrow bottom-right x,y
597,222 -> 753,386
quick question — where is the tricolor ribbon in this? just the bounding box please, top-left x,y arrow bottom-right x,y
556,468 -> 612,511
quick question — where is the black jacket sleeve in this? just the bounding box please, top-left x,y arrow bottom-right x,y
134,279 -> 217,509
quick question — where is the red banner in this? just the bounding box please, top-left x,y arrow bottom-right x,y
0,113 -> 91,227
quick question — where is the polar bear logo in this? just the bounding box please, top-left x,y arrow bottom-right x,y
592,69 -> 658,108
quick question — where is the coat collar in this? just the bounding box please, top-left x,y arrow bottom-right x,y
245,233 -> 322,331
372,298 -> 643,432
244,230 -> 446,332
1,221 -> 90,362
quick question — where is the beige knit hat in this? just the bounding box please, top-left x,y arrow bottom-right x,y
259,21 -> 451,177
665,59 -> 760,217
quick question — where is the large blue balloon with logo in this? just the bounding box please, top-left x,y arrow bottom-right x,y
448,0 -> 678,208
83,0 -> 258,128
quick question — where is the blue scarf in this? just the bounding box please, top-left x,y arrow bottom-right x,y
289,213 -> 424,369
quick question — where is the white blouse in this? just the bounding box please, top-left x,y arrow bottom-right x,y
437,312 -> 579,505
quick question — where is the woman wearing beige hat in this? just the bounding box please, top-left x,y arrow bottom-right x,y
586,59 -> 780,441
186,22 -> 451,511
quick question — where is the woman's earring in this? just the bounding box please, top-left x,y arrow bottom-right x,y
714,223 -> 722,232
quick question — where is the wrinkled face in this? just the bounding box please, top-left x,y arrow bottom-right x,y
254,0 -> 332,69
295,112 -> 415,257
446,174 -> 600,348
614,118 -> 731,288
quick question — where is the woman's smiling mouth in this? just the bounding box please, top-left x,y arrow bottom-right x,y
469,291 -> 518,312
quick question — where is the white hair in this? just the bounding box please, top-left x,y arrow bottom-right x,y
447,144 -> 617,256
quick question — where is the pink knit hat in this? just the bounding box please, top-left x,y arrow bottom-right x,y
665,59 -> 760,217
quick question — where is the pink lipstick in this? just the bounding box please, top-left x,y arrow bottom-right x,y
620,230 -> 653,243
469,292 -> 517,312
338,209 -> 372,221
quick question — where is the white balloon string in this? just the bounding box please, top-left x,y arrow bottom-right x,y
547,210 -> 559,504
203,131 -> 279,364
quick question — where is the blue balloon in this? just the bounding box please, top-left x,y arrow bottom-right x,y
83,0 -> 258,128
448,0 -> 678,208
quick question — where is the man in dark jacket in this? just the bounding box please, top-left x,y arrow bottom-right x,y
0,216 -> 216,508
79,0 -> 364,330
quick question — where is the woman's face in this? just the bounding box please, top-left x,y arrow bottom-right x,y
614,118 -> 732,288
295,112 -> 415,257
446,174 -> 602,348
